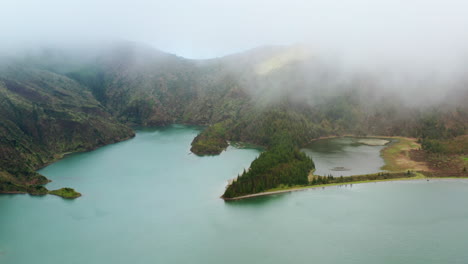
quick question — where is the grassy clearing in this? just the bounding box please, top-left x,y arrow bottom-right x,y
307,169 -> 316,182
380,137 -> 428,172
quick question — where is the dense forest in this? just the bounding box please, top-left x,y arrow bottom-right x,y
225,171 -> 418,200
0,42 -> 467,196
223,134 -> 315,198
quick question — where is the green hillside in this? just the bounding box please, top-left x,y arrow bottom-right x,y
0,42 -> 466,197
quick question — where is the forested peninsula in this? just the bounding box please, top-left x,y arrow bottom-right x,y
0,42 -> 466,198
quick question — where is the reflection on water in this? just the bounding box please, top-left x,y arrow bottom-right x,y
224,193 -> 287,206
2,128 -> 468,264
302,137 -> 390,176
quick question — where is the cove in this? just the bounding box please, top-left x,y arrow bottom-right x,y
1,126 -> 468,264
302,137 -> 388,176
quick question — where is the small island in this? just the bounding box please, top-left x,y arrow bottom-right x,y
0,180 -> 82,199
49,188 -> 82,199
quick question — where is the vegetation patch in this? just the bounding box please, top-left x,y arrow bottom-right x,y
224,171 -> 423,200
222,134 -> 315,199
380,137 -> 428,172
27,185 -> 49,195
412,152 -> 468,177
190,123 -> 229,155
49,188 -> 82,199
421,135 -> 468,155
413,135 -> 468,177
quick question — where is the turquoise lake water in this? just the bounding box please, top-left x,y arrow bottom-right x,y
1,126 -> 468,263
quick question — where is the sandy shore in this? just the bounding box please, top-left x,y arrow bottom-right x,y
223,175 -> 468,201
222,175 -> 428,201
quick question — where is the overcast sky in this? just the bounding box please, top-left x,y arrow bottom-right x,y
2,0 -> 468,59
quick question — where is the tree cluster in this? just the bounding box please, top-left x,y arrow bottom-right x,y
223,134 -> 315,198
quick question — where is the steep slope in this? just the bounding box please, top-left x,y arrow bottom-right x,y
63,43 -> 249,126
60,43 -> 467,156
0,64 -> 134,193
0,42 -> 466,196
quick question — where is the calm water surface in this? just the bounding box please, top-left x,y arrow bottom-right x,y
1,126 -> 468,263
302,137 -> 387,176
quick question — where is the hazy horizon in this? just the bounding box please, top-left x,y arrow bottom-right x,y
2,0 -> 468,60
2,0 -> 468,107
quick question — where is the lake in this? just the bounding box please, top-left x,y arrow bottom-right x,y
1,126 -> 468,264
302,137 -> 388,176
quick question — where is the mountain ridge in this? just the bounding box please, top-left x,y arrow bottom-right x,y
0,41 -> 466,195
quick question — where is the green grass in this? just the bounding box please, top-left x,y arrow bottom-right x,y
49,188 -> 81,199
380,137 -> 419,171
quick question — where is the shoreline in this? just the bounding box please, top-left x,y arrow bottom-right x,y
306,134 -> 416,144
222,175 -> 468,201
379,137 -> 430,172
223,135 -> 441,201
36,134 -> 136,171
0,134 -> 136,197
